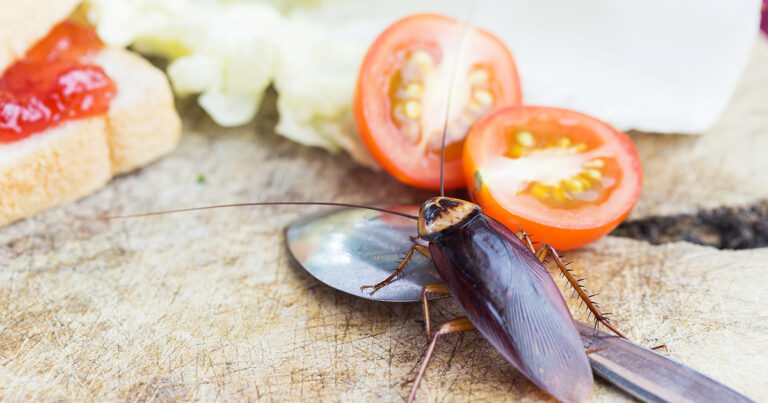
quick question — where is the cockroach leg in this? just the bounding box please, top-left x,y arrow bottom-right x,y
407,317 -> 475,403
515,229 -> 536,254
585,346 -> 610,355
360,244 -> 417,293
360,238 -> 430,294
535,246 -> 548,263
538,244 -> 629,339
421,284 -> 450,340
413,244 -> 431,260
408,236 -> 432,259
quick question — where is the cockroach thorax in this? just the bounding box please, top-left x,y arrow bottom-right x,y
418,197 -> 481,240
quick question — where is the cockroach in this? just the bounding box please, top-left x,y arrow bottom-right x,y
111,13 -> 630,403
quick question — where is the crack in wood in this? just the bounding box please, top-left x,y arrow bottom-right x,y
613,200 -> 768,249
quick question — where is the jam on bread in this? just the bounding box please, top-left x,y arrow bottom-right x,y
0,20 -> 115,143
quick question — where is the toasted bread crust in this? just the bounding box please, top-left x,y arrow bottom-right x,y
0,48 -> 181,227
0,0 -> 81,72
0,118 -> 111,225
95,49 -> 182,174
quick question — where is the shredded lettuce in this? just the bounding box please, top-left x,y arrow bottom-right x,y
87,0 -> 281,127
273,13 -> 381,167
86,0 -> 378,166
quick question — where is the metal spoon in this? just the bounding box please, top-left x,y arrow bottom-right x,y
285,204 -> 438,302
285,205 -> 753,403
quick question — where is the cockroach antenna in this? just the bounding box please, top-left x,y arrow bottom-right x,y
105,202 -> 418,220
439,0 -> 477,197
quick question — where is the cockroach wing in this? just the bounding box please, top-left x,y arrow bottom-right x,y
429,214 -> 593,403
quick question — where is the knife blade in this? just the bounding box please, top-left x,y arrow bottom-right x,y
577,322 -> 753,403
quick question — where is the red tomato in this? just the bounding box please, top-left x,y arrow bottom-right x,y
354,14 -> 522,190
464,106 -> 642,250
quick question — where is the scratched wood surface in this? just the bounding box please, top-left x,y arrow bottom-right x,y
1,39 -> 768,402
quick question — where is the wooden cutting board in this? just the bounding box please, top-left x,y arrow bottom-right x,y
1,38 -> 767,402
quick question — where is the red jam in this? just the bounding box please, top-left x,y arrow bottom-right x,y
0,20 -> 116,143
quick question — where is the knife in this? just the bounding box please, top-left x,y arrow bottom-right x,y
577,322 -> 753,403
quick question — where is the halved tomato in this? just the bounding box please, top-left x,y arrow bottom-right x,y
354,14 -> 522,190
464,106 -> 642,250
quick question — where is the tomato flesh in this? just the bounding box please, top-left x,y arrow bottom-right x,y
355,14 -> 522,190
0,20 -> 115,143
464,106 -> 642,250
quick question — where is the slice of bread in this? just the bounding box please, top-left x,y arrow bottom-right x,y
0,0 -> 81,72
0,119 -> 112,226
0,47 -> 181,227
94,48 -> 181,174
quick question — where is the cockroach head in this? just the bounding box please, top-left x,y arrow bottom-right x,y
418,197 -> 481,240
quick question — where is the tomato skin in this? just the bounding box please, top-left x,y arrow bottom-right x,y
354,14 -> 522,190
474,194 -> 635,251
463,106 -> 642,250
